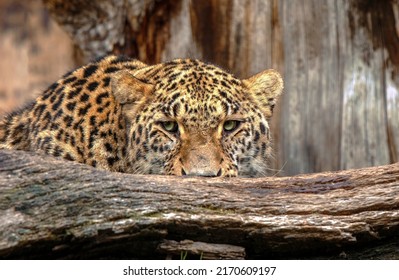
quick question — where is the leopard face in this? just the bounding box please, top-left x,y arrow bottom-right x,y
0,56 -> 283,177
114,59 -> 283,177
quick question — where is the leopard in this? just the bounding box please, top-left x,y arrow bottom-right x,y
0,55 -> 283,177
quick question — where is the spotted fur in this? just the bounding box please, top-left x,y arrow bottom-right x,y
0,55 -> 283,177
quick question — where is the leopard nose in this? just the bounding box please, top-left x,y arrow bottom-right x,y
181,168 -> 222,177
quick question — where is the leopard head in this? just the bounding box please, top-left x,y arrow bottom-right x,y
111,59 -> 283,177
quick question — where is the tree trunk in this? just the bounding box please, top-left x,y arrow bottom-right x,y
0,0 -> 74,117
1,149 -> 398,259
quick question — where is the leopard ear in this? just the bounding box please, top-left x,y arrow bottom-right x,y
242,69 -> 283,118
111,70 -> 154,105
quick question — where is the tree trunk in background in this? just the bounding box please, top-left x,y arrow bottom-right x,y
0,0 -> 74,116
1,0 -> 398,176
281,0 -> 397,174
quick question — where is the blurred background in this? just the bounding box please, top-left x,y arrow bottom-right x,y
0,0 -> 398,176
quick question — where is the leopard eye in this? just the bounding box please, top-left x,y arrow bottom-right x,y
161,121 -> 178,133
223,120 -> 239,132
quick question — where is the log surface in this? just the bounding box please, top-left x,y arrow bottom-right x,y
0,149 -> 398,259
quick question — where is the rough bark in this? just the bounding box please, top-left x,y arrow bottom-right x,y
0,149 -> 398,259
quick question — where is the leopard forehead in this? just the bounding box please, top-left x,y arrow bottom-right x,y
143,59 -> 250,128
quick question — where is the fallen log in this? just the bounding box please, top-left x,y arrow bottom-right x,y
0,149 -> 398,259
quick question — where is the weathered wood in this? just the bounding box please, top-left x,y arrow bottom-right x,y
0,149 -> 398,259
157,240 -> 246,260
0,0 -> 74,117
279,0 -> 343,174
278,0 -> 399,175
338,0 -> 391,170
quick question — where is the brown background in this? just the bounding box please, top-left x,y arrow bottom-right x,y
1,0 -> 398,176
